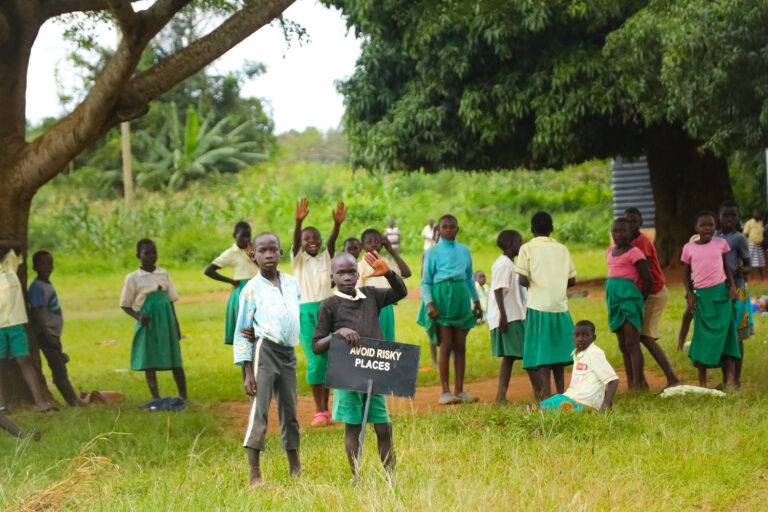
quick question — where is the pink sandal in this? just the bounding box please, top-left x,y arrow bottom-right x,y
310,411 -> 329,427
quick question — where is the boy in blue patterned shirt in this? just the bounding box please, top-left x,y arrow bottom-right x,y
234,232 -> 301,487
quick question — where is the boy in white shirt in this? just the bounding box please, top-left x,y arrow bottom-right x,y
538,320 -> 619,412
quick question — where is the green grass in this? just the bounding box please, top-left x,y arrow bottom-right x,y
3,263 -> 768,510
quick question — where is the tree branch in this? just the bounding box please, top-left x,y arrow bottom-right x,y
39,0 -> 143,19
107,0 -> 139,34
119,0 -> 296,114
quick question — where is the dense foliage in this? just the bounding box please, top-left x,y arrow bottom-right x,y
29,159 -> 613,269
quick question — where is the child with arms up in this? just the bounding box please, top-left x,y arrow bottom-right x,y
312,252 -> 407,479
291,197 -> 346,427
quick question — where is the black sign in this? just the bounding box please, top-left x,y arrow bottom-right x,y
325,335 -> 420,398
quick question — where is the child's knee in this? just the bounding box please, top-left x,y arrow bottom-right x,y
15,356 -> 31,366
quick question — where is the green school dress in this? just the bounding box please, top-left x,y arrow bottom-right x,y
379,304 -> 396,341
131,291 -> 182,371
522,308 -> 574,369
490,320 -> 525,358
690,283 -> 741,368
417,279 -> 477,345
605,277 -> 644,333
224,279 -> 248,345
299,301 -> 328,385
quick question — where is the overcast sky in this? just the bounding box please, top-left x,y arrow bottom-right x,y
26,0 -> 361,133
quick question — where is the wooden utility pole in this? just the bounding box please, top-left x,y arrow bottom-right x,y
121,121 -> 134,205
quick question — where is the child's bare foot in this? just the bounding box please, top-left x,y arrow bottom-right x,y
495,396 -> 508,405
249,468 -> 263,488
288,450 -> 301,478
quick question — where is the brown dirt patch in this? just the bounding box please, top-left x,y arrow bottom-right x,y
219,370 -> 668,434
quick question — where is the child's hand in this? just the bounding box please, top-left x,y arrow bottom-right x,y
364,251 -> 390,276
380,235 -> 393,252
243,369 -> 257,396
426,302 -> 440,320
728,285 -> 739,301
332,201 -> 347,224
498,316 -> 508,333
295,197 -> 309,222
336,327 -> 361,347
240,326 -> 256,342
472,301 -> 482,319
140,315 -> 150,326
686,293 -> 696,312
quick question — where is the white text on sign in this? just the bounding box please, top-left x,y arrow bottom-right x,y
349,346 -> 403,372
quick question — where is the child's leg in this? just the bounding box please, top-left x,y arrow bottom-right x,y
552,365 -> 565,394
696,363 -> 707,387
310,385 -> 329,415
344,423 -> 362,475
145,370 -> 160,399
640,336 -> 679,386
621,323 -> 645,390
525,368 -> 542,400
275,352 -> 301,476
246,448 -> 262,486
374,422 -> 395,473
172,368 -> 187,400
16,357 -> 52,410
437,325 -> 454,394
429,343 -> 438,365
735,341 -> 744,388
497,357 -> 514,403
536,367 -> 552,400
616,332 -> 633,385
452,328 -> 469,394
38,336 -> 79,406
723,356 -> 738,389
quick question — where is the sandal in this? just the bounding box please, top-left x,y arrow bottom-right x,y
310,411 -> 329,427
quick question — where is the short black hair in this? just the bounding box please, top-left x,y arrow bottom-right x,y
695,210 -> 717,223
612,217 -> 631,227
531,211 -> 553,234
361,228 -> 381,242
718,200 -> 739,213
301,226 -> 321,238
253,231 -> 280,246
496,229 -> 522,249
32,250 -> 52,267
233,220 -> 251,237
438,214 -> 458,227
574,320 -> 596,334
623,207 -> 642,218
343,237 -> 360,245
136,239 -> 155,253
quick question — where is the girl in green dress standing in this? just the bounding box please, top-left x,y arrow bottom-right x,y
120,239 -> 187,400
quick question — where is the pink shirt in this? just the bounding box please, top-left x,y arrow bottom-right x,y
680,238 -> 729,289
606,247 -> 645,280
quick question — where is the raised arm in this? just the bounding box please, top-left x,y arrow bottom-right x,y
327,201 -> 347,257
292,197 -> 309,257
381,235 -> 412,277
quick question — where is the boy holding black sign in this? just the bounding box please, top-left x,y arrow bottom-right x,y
312,251 -> 408,477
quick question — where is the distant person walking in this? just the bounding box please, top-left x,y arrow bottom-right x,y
743,209 -> 765,281
383,218 -> 401,254
421,219 -> 436,254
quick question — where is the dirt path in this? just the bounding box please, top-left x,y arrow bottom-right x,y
219,370 -> 668,433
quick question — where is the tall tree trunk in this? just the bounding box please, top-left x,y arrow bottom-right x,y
0,175 -> 50,405
646,124 -> 733,267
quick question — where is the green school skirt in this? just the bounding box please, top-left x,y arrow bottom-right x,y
689,283 -> 741,368
417,279 -> 477,345
605,277 -> 644,333
131,291 -> 182,371
490,321 -> 524,358
332,390 -> 389,425
299,301 -> 328,385
224,279 -> 248,345
379,304 -> 395,341
522,308 -> 574,369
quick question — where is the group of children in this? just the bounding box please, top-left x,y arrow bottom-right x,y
0,197 -> 758,487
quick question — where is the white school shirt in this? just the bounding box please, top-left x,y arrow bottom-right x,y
487,255 -> 526,329
515,236 -> 576,313
0,250 -> 28,327
421,225 -> 436,251
563,343 -> 618,410
357,256 -> 401,289
290,247 -> 332,304
120,267 -> 179,312
211,243 -> 259,281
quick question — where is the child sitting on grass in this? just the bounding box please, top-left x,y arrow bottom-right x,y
29,251 -> 82,406
234,232 -> 301,487
312,252 -> 407,479
488,230 -> 526,404
204,221 -> 259,346
358,228 -> 412,340
605,218 -> 652,390
291,197 -> 346,427
120,239 -> 187,401
680,211 -> 740,389
538,321 -> 619,412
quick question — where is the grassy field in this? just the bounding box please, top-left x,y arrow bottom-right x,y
2,257 -> 768,510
